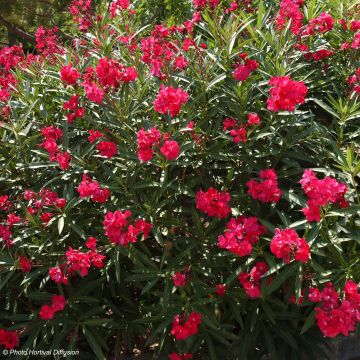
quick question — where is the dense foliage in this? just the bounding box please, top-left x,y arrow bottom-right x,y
0,0 -> 360,359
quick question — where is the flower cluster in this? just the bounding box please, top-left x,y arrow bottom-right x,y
60,64 -> 80,86
223,113 -> 260,143
218,216 -> 266,257
19,256 -> 32,272
196,188 -> 231,219
103,210 -> 152,246
223,118 -> 247,143
49,244 -> 106,284
270,228 -> 310,263
109,0 -> 133,18
0,329 -> 19,349
140,31 -> 192,79
35,26 -> 63,58
246,169 -> 282,203
69,0 -> 93,32
172,271 -> 187,287
215,283 -> 227,296
153,85 -> 189,117
38,126 -> 70,170
77,175 -> 110,203
63,95 -> 85,123
267,76 -> 308,112
171,312 -> 202,340
83,81 -> 105,104
66,246 -> 106,276
137,127 -> 180,162
310,282 -> 360,338
275,0 -> 304,35
39,295 -> 67,321
304,49 -> 334,62
300,169 -> 349,222
96,57 -> 138,89
304,12 -> 334,36
23,188 -> 66,228
193,0 -> 219,10
238,261 -> 269,299
232,53 -> 259,82
97,141 -> 118,159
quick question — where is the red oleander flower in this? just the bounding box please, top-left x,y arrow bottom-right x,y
275,0 -> 304,35
0,329 -> 19,349
171,312 -> 202,340
51,295 -> 67,312
247,113 -> 260,126
247,169 -> 282,203
270,228 -> 310,263
267,76 -> 307,112
0,195 -> 11,211
60,64 -> 80,85
19,256 -> 32,272
310,282 -> 360,338
88,129 -> 103,143
172,272 -> 187,287
85,237 -> 97,249
40,212 -> 53,224
77,175 -> 110,203
7,213 -> 21,226
56,151 -> 71,170
137,127 -> 162,162
103,210 -> 152,246
233,57 -> 258,82
173,56 -> 189,71
308,287 -> 322,302
83,81 -> 105,104
49,266 -> 68,285
215,284 -> 227,296
39,304 -> 55,320
63,95 -> 78,111
218,216 -> 266,257
66,247 -> 92,277
89,251 -> 106,268
40,126 -> 62,141
304,12 -> 334,35
196,188 -> 231,219
300,169 -> 349,222
109,0 -> 131,18
223,118 -> 247,143
63,95 -> 85,123
96,58 -> 138,88
193,0 -> 219,9
35,26 -> 63,58
97,141 -> 118,159
238,261 -> 269,299
153,84 -> 189,117
160,140 -> 180,160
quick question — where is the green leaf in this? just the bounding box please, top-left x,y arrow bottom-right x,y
58,216 -> 65,235
82,326 -> 106,360
265,262 -> 298,296
300,310 -> 316,334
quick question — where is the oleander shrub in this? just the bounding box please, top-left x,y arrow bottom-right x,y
0,0 -> 360,359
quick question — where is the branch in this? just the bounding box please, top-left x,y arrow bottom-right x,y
0,15 -> 36,43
